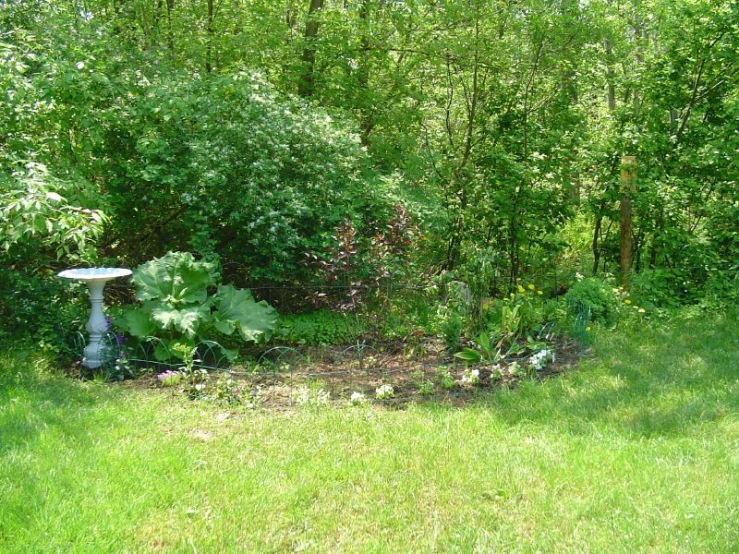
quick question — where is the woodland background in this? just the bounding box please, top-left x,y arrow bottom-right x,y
1,0 -> 738,341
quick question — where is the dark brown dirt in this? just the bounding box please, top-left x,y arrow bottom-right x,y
106,336 -> 587,409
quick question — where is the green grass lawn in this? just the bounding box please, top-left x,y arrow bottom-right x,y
2,310 -> 738,553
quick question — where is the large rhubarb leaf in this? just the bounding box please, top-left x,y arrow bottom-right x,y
213,284 -> 277,342
132,251 -> 217,306
151,304 -> 209,338
121,308 -> 156,338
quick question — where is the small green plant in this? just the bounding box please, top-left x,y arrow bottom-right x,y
439,311 -> 463,352
483,283 -> 547,347
528,347 -> 554,372
347,391 -> 368,406
183,367 -> 211,399
507,360 -> 525,379
174,345 -> 211,399
416,380 -> 435,396
459,368 -> 480,387
436,368 -> 456,391
244,386 -> 264,410
454,332 -> 501,365
214,374 -> 242,405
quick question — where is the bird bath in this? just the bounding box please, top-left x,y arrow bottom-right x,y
57,268 -> 132,369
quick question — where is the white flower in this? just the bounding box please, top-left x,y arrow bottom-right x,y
529,348 -> 553,371
348,391 -> 366,406
460,369 -> 480,386
375,384 -> 394,400
293,385 -> 330,407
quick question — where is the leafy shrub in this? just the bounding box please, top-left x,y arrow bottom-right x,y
119,251 -> 277,360
700,266 -> 739,310
96,71 -> 393,282
274,311 -> 361,346
563,278 -> 619,324
0,268 -> 88,356
0,163 -> 107,262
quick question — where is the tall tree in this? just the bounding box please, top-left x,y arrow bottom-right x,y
298,0 -> 325,96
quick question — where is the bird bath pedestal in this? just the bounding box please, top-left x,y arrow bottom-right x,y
57,268 -> 132,369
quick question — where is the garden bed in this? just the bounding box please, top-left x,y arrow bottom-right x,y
110,336 -> 586,409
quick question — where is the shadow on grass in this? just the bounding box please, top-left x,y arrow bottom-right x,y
3,311 -> 737,445
0,351 -> 118,455
420,311 -> 739,438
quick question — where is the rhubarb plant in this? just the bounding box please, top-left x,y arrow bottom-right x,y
119,251 -> 277,361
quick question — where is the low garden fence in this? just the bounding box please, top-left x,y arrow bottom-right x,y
60,326 -> 569,409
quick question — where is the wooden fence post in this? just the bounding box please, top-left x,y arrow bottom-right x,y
619,155 -> 636,289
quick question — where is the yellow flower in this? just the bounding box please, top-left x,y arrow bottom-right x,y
537,290 -> 543,296
527,283 -> 535,291
624,299 -> 632,305
517,284 -> 525,293
585,326 -> 591,332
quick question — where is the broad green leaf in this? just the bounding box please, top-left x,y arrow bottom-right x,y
476,332 -> 491,354
154,341 -> 174,362
213,319 -> 235,335
213,284 -> 277,343
153,338 -> 195,362
133,251 -> 216,305
151,304 -> 208,338
121,309 -> 156,338
454,348 -> 482,364
199,339 -> 238,362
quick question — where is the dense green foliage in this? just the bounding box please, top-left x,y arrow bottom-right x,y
1,0 -> 737,343
564,278 -> 620,325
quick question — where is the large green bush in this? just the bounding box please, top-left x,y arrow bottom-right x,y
94,71 -> 391,282
564,278 -> 620,325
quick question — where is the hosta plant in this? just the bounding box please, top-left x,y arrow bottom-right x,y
119,251 -> 277,361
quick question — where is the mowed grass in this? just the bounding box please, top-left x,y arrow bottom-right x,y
1,310 -> 738,553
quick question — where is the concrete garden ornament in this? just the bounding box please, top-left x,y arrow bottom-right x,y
57,268 -> 132,369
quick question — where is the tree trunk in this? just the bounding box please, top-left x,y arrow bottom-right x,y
298,0 -> 325,97
619,155 -> 636,288
357,0 -> 373,143
592,213 -> 602,275
205,0 -> 214,73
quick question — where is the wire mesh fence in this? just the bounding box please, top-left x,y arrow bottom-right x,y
58,325 -> 577,409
